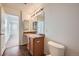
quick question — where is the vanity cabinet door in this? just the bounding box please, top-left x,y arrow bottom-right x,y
34,38 -> 41,56
33,37 -> 44,56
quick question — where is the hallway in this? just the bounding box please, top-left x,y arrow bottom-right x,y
5,14 -> 19,48
6,34 -> 19,48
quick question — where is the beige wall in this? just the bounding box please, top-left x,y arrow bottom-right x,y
44,4 -> 79,56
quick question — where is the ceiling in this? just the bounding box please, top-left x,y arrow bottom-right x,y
2,3 -> 43,15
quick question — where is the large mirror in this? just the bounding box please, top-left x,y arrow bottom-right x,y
32,10 -> 45,34
37,11 -> 45,34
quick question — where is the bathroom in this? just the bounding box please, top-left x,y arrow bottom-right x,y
0,3 -> 79,56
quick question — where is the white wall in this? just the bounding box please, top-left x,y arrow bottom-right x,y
19,11 -> 24,45
0,5 -> 6,55
44,4 -> 79,56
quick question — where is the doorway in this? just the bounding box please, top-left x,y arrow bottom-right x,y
5,14 -> 19,48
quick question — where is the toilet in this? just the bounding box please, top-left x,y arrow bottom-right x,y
47,41 -> 65,56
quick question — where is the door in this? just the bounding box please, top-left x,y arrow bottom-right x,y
6,14 -> 19,48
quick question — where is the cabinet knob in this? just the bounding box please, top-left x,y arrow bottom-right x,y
36,41 -> 40,43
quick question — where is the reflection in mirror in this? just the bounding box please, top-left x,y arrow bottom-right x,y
33,21 -> 37,31
37,11 -> 45,34
23,20 -> 29,31
32,10 -> 45,34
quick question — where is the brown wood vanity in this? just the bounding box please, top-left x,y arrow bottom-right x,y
24,33 -> 44,56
